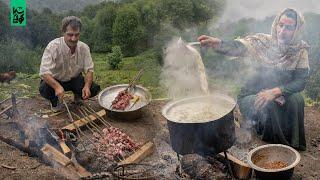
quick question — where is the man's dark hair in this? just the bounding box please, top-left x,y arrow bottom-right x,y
61,16 -> 82,33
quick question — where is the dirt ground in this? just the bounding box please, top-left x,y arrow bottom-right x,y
0,96 -> 319,179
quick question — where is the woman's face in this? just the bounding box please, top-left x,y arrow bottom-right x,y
276,14 -> 296,45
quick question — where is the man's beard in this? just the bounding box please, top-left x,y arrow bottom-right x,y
67,41 -> 78,47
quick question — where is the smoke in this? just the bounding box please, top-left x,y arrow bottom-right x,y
219,0 -> 320,23
160,37 -> 209,99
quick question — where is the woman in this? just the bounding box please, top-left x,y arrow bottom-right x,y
198,8 -> 309,150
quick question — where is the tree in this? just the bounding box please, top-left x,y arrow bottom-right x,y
28,11 -> 60,47
159,0 -> 194,30
133,0 -> 161,48
107,46 -> 123,70
0,1 -> 10,41
112,5 -> 146,56
91,3 -> 118,52
191,0 -> 224,25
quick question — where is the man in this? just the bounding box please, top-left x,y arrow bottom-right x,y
39,16 -> 100,112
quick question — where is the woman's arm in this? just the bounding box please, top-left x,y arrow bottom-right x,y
279,68 -> 309,97
198,35 -> 247,57
215,40 -> 247,57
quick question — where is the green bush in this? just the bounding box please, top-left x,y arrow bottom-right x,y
0,40 -> 41,73
107,46 -> 123,70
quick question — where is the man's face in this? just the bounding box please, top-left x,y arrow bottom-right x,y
63,25 -> 80,47
276,15 -> 296,45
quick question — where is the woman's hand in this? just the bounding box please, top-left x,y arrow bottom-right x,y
254,88 -> 281,110
197,35 -> 222,49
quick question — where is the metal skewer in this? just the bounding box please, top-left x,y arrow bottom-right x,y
62,100 -> 95,145
83,105 -> 112,127
78,108 -> 103,134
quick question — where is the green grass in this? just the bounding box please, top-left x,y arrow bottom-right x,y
92,50 -> 166,98
0,73 -> 40,100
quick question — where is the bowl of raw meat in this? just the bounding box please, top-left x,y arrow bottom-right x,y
98,84 -> 152,120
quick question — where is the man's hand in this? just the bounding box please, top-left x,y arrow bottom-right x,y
197,35 -> 222,49
82,86 -> 91,100
55,85 -> 65,100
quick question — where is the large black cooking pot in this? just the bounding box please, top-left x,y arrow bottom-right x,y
162,93 -> 236,155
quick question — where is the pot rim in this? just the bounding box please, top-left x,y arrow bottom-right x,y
162,93 -> 236,124
247,144 -> 301,173
98,84 -> 152,112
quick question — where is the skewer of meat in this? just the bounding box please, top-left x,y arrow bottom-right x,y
111,69 -> 143,110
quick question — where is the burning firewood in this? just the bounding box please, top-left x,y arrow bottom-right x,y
0,71 -> 16,84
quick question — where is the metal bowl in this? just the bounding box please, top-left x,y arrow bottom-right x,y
98,84 -> 152,120
247,144 -> 301,180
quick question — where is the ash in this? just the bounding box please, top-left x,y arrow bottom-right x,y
144,137 -> 180,179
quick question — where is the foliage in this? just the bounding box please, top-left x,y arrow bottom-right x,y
107,46 -> 123,70
90,3 -> 118,52
28,10 -> 61,48
0,1 -> 10,41
112,5 -> 146,56
0,40 -> 41,73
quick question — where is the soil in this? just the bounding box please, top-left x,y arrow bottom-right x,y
0,96 -> 319,179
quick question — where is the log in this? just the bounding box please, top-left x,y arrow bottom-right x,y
0,134 -> 39,157
0,134 -> 91,179
219,152 -> 252,179
41,144 -> 92,178
59,141 -> 71,156
118,141 -> 154,165
62,110 -> 106,131
41,144 -> 72,166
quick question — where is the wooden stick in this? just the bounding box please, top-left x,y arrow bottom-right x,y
0,97 -> 11,105
0,100 -> 21,116
62,100 -> 82,139
118,142 -> 154,165
0,164 -> 17,170
62,110 -> 106,131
